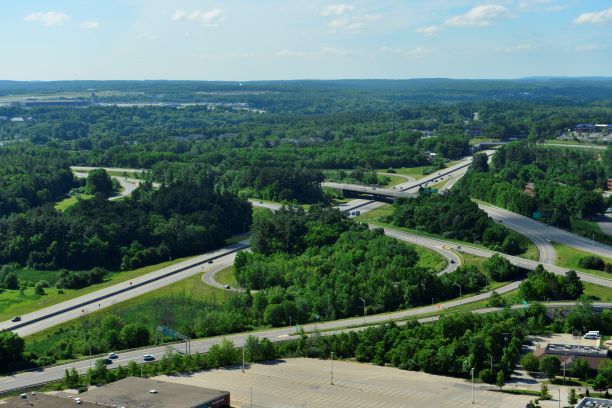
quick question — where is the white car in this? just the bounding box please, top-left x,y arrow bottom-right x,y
142,354 -> 155,361
107,352 -> 118,359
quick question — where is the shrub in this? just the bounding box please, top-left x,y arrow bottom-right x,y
579,256 -> 605,271
521,352 -> 540,372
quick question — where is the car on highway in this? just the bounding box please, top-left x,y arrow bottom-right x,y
450,260 -> 456,264
107,352 -> 118,359
224,284 -> 231,289
208,260 -> 213,264
142,354 -> 155,361
11,316 -> 21,322
102,358 -> 113,365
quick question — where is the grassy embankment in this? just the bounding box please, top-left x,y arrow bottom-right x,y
0,257 -> 196,321
24,272 -> 231,357
355,204 -> 539,261
54,194 -> 94,212
552,242 -> 612,279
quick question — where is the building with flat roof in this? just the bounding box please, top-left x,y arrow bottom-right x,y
0,393 -> 100,407
533,343 -> 610,370
576,397 -> 612,408
80,376 -> 230,408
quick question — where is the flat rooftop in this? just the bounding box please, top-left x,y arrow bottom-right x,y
545,344 -> 609,357
577,397 -> 612,408
0,393 -> 101,408
80,376 -> 228,408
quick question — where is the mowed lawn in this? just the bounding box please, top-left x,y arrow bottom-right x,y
552,242 -> 612,279
54,193 -> 94,212
0,256 -> 195,322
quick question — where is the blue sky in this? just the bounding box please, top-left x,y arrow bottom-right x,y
2,0 -> 612,80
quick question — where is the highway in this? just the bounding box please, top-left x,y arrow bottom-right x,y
2,297 -> 609,394
478,203 -> 557,264
0,242 -> 247,337
479,202 -> 612,259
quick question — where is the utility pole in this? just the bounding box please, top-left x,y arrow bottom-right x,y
288,317 -> 293,336
358,297 -> 366,324
242,347 -> 245,373
471,367 -> 475,404
250,386 -> 253,408
490,355 -> 493,372
454,283 -> 462,304
330,352 -> 334,385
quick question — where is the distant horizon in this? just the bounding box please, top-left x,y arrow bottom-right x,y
2,76 -> 612,83
2,1 -> 612,80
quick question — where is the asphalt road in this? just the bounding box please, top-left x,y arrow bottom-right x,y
2,298 -> 609,394
479,203 -> 557,264
0,242 -> 248,337
379,227 -> 612,287
479,202 -> 612,260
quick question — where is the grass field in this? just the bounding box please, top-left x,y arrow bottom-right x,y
0,256 -> 195,322
54,193 -> 94,211
583,282 -> 612,301
24,271 -> 231,356
215,266 -> 238,287
552,242 -> 612,279
379,174 -> 409,187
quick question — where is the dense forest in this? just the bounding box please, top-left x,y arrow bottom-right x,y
0,146 -> 77,216
390,192 -> 524,254
458,142 -> 612,243
0,182 -> 251,271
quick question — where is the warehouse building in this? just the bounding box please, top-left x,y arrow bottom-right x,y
0,377 -> 230,408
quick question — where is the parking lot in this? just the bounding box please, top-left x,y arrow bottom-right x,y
529,333 -> 601,349
157,358 -> 535,407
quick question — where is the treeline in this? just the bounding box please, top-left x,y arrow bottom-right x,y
0,182 -> 251,270
0,146 -> 77,216
218,167 -> 326,203
391,192 -> 524,254
458,143 -> 610,242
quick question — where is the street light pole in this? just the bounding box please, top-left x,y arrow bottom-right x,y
471,367 -> 475,404
358,297 -> 366,324
330,352 -> 334,385
453,283 -> 462,304
242,347 -> 245,373
289,317 -> 293,336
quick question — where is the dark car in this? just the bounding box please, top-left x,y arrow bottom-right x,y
208,260 -> 213,264
11,316 -> 21,322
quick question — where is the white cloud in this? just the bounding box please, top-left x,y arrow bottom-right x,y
79,21 -> 100,30
276,50 -> 308,58
518,0 -> 551,9
321,47 -> 351,56
138,32 -> 159,40
498,43 -> 534,53
380,46 -> 429,58
575,44 -> 607,52
574,7 -> 612,25
327,14 -> 380,33
416,25 -> 441,35
444,5 -> 511,27
172,9 -> 224,27
23,11 -> 69,26
321,4 -> 355,17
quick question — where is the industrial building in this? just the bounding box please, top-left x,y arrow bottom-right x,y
533,343 -> 610,371
0,377 -> 229,408
576,397 -> 612,408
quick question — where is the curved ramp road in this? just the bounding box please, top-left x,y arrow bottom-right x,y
478,203 -> 557,264
71,166 -> 160,201
479,202 -> 612,260
1,299 -> 609,394
380,227 -> 612,287
0,242 -> 248,337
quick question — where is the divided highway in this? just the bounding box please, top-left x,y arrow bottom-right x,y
2,297 -> 610,394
